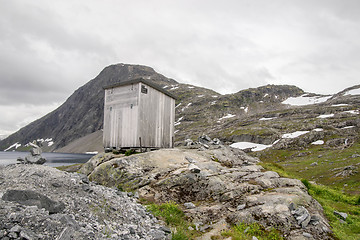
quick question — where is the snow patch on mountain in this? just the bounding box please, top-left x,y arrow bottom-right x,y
282,94 -> 331,106
311,140 -> 324,145
259,117 -> 277,121
282,131 -> 310,139
4,142 -> 22,151
230,142 -> 272,151
344,88 -> 360,96
317,114 -> 334,119
218,114 -> 236,121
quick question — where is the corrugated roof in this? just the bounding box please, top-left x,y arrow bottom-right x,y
103,78 -> 177,99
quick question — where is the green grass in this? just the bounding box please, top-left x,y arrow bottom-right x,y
301,180 -> 360,240
255,142 -> 360,194
221,222 -> 284,240
146,201 -> 199,239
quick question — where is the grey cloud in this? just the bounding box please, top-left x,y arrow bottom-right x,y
1,0 -> 360,135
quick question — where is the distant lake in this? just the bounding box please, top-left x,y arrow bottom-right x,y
0,151 -> 95,167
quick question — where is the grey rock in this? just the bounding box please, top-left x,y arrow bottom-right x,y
159,226 -> 171,234
303,232 -> 313,238
237,204 -> 246,210
252,237 -> 259,240
56,227 -> 75,240
292,206 -> 311,228
334,210 -> 348,220
2,189 -> 65,214
148,229 -> 166,240
310,162 -> 318,166
9,224 -> 22,233
20,229 -> 38,240
52,182 -> 62,188
289,203 -> 296,211
184,202 -> 196,209
8,232 -> 18,238
185,156 -> 196,163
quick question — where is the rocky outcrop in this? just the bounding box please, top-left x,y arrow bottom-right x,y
17,141 -> 46,164
0,164 -> 170,240
81,146 -> 333,239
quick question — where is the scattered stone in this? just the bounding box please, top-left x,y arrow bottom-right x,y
310,162 -> 318,166
252,236 -> 259,240
351,154 -> 360,158
213,138 -> 221,145
188,163 -> 201,173
185,139 -> 194,146
334,211 -> 348,220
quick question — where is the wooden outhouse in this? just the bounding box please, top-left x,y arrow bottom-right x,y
103,78 -> 176,150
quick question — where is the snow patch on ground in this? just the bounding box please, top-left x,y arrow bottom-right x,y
282,94 -> 331,106
332,104 -> 349,107
240,106 -> 248,113
259,117 -> 276,121
282,131 -> 310,139
313,128 -> 324,132
344,110 -> 359,115
175,117 -> 183,126
341,126 -> 355,129
188,86 -> 194,89
181,103 -> 192,112
169,85 -> 179,90
218,114 -> 236,121
85,151 -> 98,154
344,88 -> 360,96
231,128 -> 326,152
317,114 -> 334,119
197,95 -> 204,98
311,140 -> 324,145
230,142 -> 272,152
211,101 -> 217,105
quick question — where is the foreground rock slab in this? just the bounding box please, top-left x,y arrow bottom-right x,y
0,164 -> 169,240
81,146 -> 334,239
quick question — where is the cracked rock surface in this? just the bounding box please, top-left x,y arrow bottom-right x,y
0,164 -> 170,240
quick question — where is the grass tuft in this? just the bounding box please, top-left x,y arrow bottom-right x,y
221,222 -> 284,240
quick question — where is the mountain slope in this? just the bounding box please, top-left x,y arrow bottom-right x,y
0,63 -> 339,152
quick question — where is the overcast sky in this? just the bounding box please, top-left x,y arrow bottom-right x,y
1,0 -> 360,137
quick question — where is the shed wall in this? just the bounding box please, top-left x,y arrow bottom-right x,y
103,83 -> 139,148
138,83 -> 175,148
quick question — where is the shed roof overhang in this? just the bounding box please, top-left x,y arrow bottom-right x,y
103,78 -> 177,100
